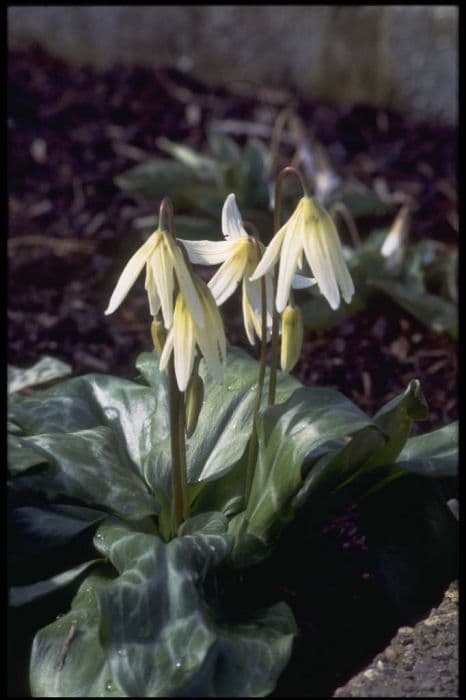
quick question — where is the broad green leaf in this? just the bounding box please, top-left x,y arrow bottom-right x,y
10,504 -> 108,554
230,386 -> 373,566
115,158 -> 202,201
336,190 -> 391,218
30,568 -> 122,697
157,137 -> 221,183
368,278 -> 458,340
10,427 -> 158,521
8,356 -> 72,394
137,346 -> 300,488
8,433 -> 46,475
9,559 -> 101,607
301,291 -> 365,331
207,129 -> 242,164
171,214 -> 220,240
8,372 -> 167,470
239,140 -> 270,209
31,521 -> 297,697
292,425 -> 387,510
395,421 -> 458,477
364,379 -> 429,468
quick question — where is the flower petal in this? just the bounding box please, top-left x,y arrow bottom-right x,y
170,244 -> 206,328
320,207 -> 355,304
173,295 -> 196,391
194,282 -> 226,384
302,215 -> 340,310
104,232 -> 160,315
276,212 -> 304,313
249,224 -> 288,282
152,242 -> 175,329
208,240 -> 249,306
241,278 -> 257,345
222,193 -> 248,241
178,239 -> 239,265
144,263 -> 161,317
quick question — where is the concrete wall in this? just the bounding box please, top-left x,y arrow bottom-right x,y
8,6 -> 458,125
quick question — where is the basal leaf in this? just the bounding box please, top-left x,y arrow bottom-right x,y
368,278 -> 458,340
31,521 -> 296,696
115,158 -> 202,201
10,559 -> 101,607
231,386 -> 373,566
10,427 -> 158,521
395,421 -> 458,477
8,356 -> 72,394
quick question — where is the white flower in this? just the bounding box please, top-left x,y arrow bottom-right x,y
180,193 -> 314,344
105,228 -> 204,330
250,196 -> 354,313
159,278 -> 227,392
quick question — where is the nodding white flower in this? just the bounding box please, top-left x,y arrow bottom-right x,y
159,278 -> 226,392
250,196 -> 354,313
105,228 -> 204,330
180,193 -> 314,344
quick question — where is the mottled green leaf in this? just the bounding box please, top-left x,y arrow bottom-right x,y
10,559 -> 101,607
115,158 -> 202,201
30,521 -> 296,697
230,386 -> 373,566
10,427 -> 158,521
8,356 -> 72,394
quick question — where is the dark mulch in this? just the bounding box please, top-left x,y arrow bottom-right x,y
8,45 -> 458,697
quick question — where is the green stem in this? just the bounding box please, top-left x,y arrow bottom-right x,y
244,272 -> 268,504
168,358 -> 189,536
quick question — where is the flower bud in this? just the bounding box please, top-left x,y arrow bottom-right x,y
151,319 -> 166,357
280,305 -> 303,373
185,372 -> 204,438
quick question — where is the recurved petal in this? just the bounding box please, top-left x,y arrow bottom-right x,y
302,215 -> 340,310
222,193 -> 248,241
173,294 -> 196,392
104,231 -> 161,315
208,240 -> 249,306
178,239 -> 239,265
249,224 -> 287,282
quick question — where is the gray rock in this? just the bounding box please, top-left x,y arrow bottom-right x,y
7,6 -> 457,125
333,580 -> 458,697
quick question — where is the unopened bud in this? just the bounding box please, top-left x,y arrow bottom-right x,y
185,372 -> 204,438
151,319 -> 166,357
280,305 -> 303,372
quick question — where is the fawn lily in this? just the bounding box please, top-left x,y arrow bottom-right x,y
105,228 -> 204,330
181,193 -> 314,344
251,196 -> 354,313
159,278 -> 226,392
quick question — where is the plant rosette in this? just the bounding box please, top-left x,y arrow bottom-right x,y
8,349 -> 457,697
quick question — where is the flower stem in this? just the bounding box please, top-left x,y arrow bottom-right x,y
244,271 -> 268,505
168,357 -> 189,535
162,196 -> 189,536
